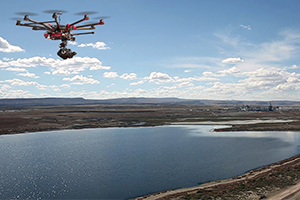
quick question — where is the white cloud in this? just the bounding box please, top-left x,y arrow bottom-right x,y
107,83 -> 115,88
49,85 -> 61,91
78,41 -> 110,50
130,80 -> 145,85
17,72 -> 39,78
90,65 -> 111,70
0,56 -> 111,75
0,37 -> 24,53
3,57 -> 13,61
63,75 -> 100,85
1,84 -> 11,90
103,72 -> 119,78
103,72 -> 137,80
222,57 -> 244,64
240,25 -> 251,30
120,73 -> 137,80
177,82 -> 194,88
3,67 -> 27,72
203,71 -> 226,77
52,69 -> 71,76
0,89 -> 34,98
69,41 -> 77,46
218,66 -> 240,74
147,72 -> 175,83
174,76 -> 219,82
0,78 -> 47,90
60,84 -> 71,88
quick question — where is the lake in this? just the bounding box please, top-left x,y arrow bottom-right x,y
0,125 -> 300,199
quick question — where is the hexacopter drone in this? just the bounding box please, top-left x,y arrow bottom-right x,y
14,11 -> 106,59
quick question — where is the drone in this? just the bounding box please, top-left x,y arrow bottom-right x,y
14,11 -> 106,59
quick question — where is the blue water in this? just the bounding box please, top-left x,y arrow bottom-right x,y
0,125 -> 300,199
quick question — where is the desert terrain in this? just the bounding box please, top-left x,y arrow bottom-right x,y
1,104 -> 300,135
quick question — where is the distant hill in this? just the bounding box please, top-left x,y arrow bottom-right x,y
0,97 -> 300,107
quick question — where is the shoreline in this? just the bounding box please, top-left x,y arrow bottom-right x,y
133,154 -> 300,200
0,119 -> 298,136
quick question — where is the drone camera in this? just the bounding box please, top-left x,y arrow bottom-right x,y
57,48 -> 77,60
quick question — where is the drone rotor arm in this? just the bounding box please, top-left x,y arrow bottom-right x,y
71,31 -> 94,36
24,16 -> 52,30
16,22 -> 45,30
73,27 -> 95,30
74,19 -> 105,29
69,14 -> 90,26
26,20 -> 56,25
32,26 -> 48,31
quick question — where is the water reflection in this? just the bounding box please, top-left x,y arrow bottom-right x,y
184,125 -> 300,144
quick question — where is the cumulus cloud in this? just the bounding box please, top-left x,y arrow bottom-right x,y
120,73 -> 137,80
222,57 -> 244,64
17,72 -> 39,78
103,72 -> 137,80
147,72 -> 175,83
0,56 -> 111,75
218,66 -> 240,74
0,89 -> 34,98
0,78 -> 47,90
3,57 -> 13,61
0,37 -> 24,52
103,72 -> 119,78
63,75 -> 100,85
203,71 -> 226,77
177,82 -> 194,88
130,80 -> 145,85
3,67 -> 27,72
60,84 -> 71,88
52,69 -> 71,76
78,42 -> 110,50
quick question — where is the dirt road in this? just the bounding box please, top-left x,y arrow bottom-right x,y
266,182 -> 300,200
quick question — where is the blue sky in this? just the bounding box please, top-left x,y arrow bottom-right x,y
1,0 -> 300,100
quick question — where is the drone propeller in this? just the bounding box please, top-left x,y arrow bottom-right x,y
74,11 -> 98,16
15,12 -> 38,16
93,16 -> 110,20
10,17 -> 23,21
43,10 -> 68,15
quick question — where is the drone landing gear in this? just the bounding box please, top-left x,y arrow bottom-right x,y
57,41 -> 77,60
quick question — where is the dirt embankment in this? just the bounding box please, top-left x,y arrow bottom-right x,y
134,155 -> 300,200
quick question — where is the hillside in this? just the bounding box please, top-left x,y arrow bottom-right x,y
0,97 -> 300,107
